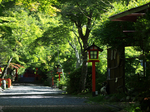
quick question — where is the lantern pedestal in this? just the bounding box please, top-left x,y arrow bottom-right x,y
52,77 -> 54,86
88,60 -> 100,96
59,72 -> 61,81
16,69 -> 18,82
85,43 -> 103,97
92,62 -> 96,96
57,66 -> 62,82
57,72 -> 62,81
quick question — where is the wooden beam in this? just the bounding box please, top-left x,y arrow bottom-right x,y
109,3 -> 150,21
123,30 -> 135,32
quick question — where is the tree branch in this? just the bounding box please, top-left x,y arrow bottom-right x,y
85,10 -> 92,38
76,2 -> 92,20
100,0 -> 113,7
72,24 -> 83,52
1,57 -> 13,79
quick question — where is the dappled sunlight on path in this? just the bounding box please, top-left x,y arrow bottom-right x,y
0,83 -> 123,112
0,83 -> 64,96
0,83 -> 88,106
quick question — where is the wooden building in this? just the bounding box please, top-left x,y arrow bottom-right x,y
107,48 -> 125,94
107,2 -> 150,94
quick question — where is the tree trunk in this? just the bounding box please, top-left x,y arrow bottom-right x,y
80,50 -> 88,91
1,57 -> 13,79
76,11 -> 92,92
68,41 -> 81,68
75,49 -> 81,68
79,38 -> 88,91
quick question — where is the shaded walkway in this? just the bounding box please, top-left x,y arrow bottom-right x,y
0,83 -> 64,96
0,83 -> 122,112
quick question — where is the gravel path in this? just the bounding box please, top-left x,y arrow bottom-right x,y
0,83 -> 120,112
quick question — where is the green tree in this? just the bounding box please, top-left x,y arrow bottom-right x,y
57,0 -> 111,91
92,0 -> 150,105
0,1 -> 42,77
134,11 -> 150,77
0,0 -> 59,15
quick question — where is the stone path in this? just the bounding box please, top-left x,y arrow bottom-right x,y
0,83 -> 64,96
0,83 -> 122,112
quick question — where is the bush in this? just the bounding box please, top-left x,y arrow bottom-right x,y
43,77 -> 52,86
67,66 -> 107,94
66,67 -> 82,94
58,79 -> 67,89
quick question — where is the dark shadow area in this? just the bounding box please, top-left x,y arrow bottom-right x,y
2,106 -> 113,112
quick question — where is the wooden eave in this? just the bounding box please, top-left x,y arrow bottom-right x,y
109,2 -> 150,22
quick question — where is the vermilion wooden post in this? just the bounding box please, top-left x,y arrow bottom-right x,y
7,78 -> 11,88
0,67 -> 2,74
57,66 -> 62,82
52,77 -> 54,86
85,43 -> 103,97
92,62 -> 96,96
0,78 -> 2,86
59,73 -> 60,81
16,69 -> 18,81
35,68 -> 38,80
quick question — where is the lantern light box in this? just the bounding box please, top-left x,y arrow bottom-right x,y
56,65 -> 62,81
86,43 -> 103,62
56,65 -> 62,73
57,68 -> 62,73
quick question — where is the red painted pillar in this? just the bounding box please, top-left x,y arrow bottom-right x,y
16,69 -> 18,81
0,78 -> 2,86
92,62 -> 96,96
0,67 -> 2,74
35,68 -> 38,80
52,77 -> 54,86
7,78 -> 11,88
59,73 -> 60,81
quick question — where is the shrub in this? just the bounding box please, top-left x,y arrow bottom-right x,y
67,66 -> 107,94
66,67 -> 82,94
58,79 -> 67,89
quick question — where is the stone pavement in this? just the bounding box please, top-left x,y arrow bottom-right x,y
0,83 -> 122,112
